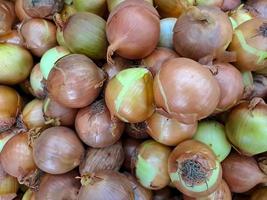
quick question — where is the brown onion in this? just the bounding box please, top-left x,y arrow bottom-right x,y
106,0 -> 160,63
47,54 -> 106,108
20,18 -> 57,57
141,47 -> 179,77
35,170 -> 80,200
0,85 -> 22,132
154,58 -> 220,124
75,99 -> 124,148
43,97 -> 77,126
29,63 -> 46,99
0,0 -> 15,36
222,152 -> 267,193
0,129 -> 17,152
107,0 -> 153,12
221,0 -> 241,11
146,112 -> 197,146
79,141 -> 124,175
246,0 -> 267,18
251,187 -> 267,200
173,6 -> 233,62
78,170 -> 134,200
33,126 -> 85,174
0,30 -> 24,47
168,140 -> 222,198
125,122 -> 150,139
122,138 -> 141,172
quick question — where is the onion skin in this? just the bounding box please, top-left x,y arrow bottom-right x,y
173,6 -> 233,61
0,30 -> 24,47
107,0 -> 153,12
146,112 -> 197,146
251,187 -> 267,200
246,0 -> 267,19
229,6 -> 254,30
73,0 -> 106,17
75,100 -> 124,148
153,187 -> 173,200
135,140 -> 171,190
106,0 -> 160,62
168,140 -> 222,198
0,130 -> 17,152
225,100 -> 267,155
0,0 -> 15,36
20,18 -> 57,57
105,68 -> 155,123
221,0 -> 241,11
59,4 -> 77,22
30,63 -> 46,99
222,152 -> 267,193
248,74 -> 267,100
47,54 -> 106,108
158,18 -> 177,49
122,138 -> 141,171
196,0 -> 223,7
153,58 -> 220,124
125,122 -> 150,139
35,171 -> 80,200
0,44 -> 33,85
33,126 -> 85,174
241,71 -> 254,100
15,0 -> 31,21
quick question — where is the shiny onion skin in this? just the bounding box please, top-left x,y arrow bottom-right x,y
43,97 -> 78,126
122,138 -> 141,171
135,140 -> 171,190
78,170 -> 135,200
141,47 -> 179,77
47,54 -> 106,108
106,0 -> 160,63
173,6 -> 233,62
20,18 -> 57,57
79,141 -> 124,175
35,171 -> 80,200
222,152 -> 267,193
0,44 -> 33,85
246,0 -> 267,19
125,122 -> 150,139
15,0 -> 31,21
221,0 -> 241,11
229,18 -> 267,72
30,63 -> 46,99
0,0 -> 15,36
0,85 -> 22,132
168,140 -> 222,198
75,100 -> 124,148
0,30 -> 24,47
229,5 -> 254,30
153,58 -> 220,124
251,187 -> 267,200
105,68 -> 154,123
146,112 -> 197,146
213,62 -> 244,112
107,0 -> 153,12
33,126 -> 85,174
225,99 -> 267,155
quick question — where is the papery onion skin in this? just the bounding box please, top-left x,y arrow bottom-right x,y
225,100 -> 267,155
221,0 -> 241,11
0,30 -> 24,47
105,67 -> 155,123
222,152 -> 267,193
33,126 -> 84,174
173,6 -> 233,61
0,130 -> 17,152
135,140 -> 171,190
229,6 -> 254,30
15,0 -> 31,21
0,0 -> 15,36
75,99 -> 124,148
73,0 -> 106,17
20,18 -> 57,57
153,58 -> 220,124
47,54 -> 106,108
168,140 -> 222,198
30,63 -> 46,99
107,0 -> 153,12
158,18 -> 177,49
0,44 -> 33,85
106,0 -> 160,62
146,112 -> 197,146
35,170 -> 80,200
246,0 -> 267,19
251,187 -> 267,200
228,18 -> 267,72
125,122 -> 150,139
122,138 -> 141,171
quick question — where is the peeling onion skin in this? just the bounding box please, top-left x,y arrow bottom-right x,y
246,0 -> 267,19
153,58 -> 220,124
228,5 -> 254,30
168,140 -> 222,198
0,0 -> 16,36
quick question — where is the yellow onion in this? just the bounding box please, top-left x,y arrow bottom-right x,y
158,18 -> 177,49
105,67 -> 155,123
0,0 -> 16,36
0,44 -> 33,85
73,0 -> 106,17
229,5 -> 254,29
30,63 -> 46,99
107,0 -> 153,12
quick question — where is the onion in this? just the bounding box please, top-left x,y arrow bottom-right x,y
59,4 -> 77,22
153,187 -> 173,200
158,18 -> 177,49
168,140 -> 222,198
47,54 -> 106,108
107,0 -> 153,12
43,97 -> 78,126
15,0 -> 31,21
33,126 -> 85,174
241,71 -> 254,99
221,0 -> 241,11
30,63 -> 46,99
40,46 -> 70,80
106,0 -> 160,63
229,5 -> 254,30
0,86 -> 22,132
78,170 -> 135,200
0,30 -> 24,47
229,18 -> 267,72
35,170 -> 80,200
222,152 -> 267,193
20,18 -> 57,57
125,122 -> 149,139
141,47 -> 179,77
154,58 -> 220,124
75,99 -> 124,148
251,187 -> 267,200
193,120 -> 231,162
225,99 -> 267,155
146,112 -> 197,146
0,129 -> 17,152
0,0 -> 15,36
122,137 -> 141,171
56,12 -> 108,60
73,0 -> 106,17
213,62 -> 244,112
196,0 -> 223,7
105,68 -> 155,123
79,141 -> 124,175
135,140 -> 171,190
23,0 -> 64,19
173,6 -> 233,62
0,44 -> 33,85
246,0 -> 267,19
